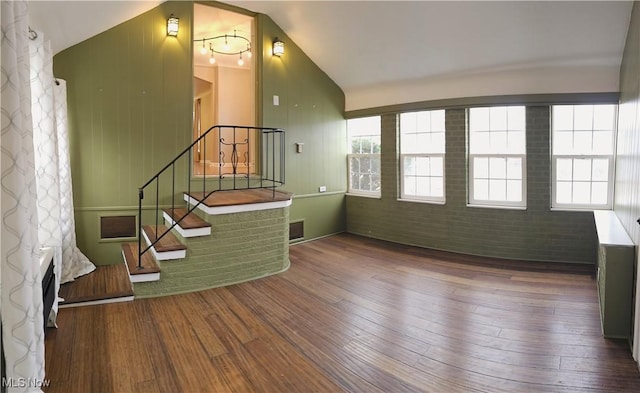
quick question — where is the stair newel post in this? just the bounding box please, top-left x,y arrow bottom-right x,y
137,188 -> 144,270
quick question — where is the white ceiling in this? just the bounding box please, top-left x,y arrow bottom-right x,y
27,1 -> 634,111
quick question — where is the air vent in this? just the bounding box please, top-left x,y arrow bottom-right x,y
100,215 -> 136,240
289,220 -> 304,241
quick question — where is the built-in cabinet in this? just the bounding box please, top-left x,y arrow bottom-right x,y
594,211 -> 635,340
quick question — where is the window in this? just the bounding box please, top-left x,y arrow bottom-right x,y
468,106 -> 526,208
399,110 -> 446,202
347,116 -> 381,196
551,104 -> 616,209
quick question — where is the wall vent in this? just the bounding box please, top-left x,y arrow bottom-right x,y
289,220 -> 304,241
100,215 -> 136,240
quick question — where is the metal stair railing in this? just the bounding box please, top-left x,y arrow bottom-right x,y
136,125 -> 285,269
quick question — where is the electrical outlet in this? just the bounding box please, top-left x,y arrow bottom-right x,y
319,186 -> 327,193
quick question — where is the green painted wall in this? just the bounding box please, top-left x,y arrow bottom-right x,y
54,1 -> 193,265
257,14 -> 347,241
346,107 -> 598,264
615,1 -> 640,245
54,3 -> 346,265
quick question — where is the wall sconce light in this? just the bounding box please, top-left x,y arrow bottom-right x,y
273,38 -> 285,57
167,14 -> 179,37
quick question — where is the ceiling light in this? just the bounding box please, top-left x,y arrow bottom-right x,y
194,30 -> 251,65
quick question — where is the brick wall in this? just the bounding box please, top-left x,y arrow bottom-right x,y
134,207 -> 290,297
346,106 -> 597,264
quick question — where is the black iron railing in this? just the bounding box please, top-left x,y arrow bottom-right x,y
136,125 -> 285,268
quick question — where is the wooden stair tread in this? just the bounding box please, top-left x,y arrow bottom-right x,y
163,208 -> 211,229
143,225 -> 187,252
187,188 -> 293,208
122,243 -> 161,275
59,264 -> 133,305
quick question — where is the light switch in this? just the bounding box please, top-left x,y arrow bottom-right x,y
273,95 -> 279,106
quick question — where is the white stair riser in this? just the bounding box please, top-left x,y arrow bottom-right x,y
162,212 -> 211,238
121,249 -> 160,283
184,194 -> 292,215
142,230 -> 187,261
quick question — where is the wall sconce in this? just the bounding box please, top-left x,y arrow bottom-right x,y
273,38 -> 285,57
167,14 -> 179,37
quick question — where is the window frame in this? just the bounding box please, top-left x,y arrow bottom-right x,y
550,104 -> 617,210
347,116 -> 381,197
398,110 -> 446,203
467,106 -> 527,209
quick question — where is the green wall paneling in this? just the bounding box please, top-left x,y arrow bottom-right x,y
258,14 -> 347,242
55,1 -> 194,265
289,193 -> 346,242
55,2 -> 347,265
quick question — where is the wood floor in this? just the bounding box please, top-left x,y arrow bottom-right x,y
44,233 -> 640,392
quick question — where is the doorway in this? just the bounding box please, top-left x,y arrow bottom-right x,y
193,4 -> 256,177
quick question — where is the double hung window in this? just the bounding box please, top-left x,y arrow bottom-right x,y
347,116 -> 381,196
551,104 -> 616,209
468,106 -> 526,208
399,110 -> 446,202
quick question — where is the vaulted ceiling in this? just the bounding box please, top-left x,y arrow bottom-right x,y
28,1 -> 634,111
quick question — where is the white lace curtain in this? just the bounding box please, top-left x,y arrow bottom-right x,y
2,1 -> 95,391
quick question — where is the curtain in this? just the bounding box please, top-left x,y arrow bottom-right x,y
2,0 -> 97,389
1,1 -> 46,391
29,27 -> 95,329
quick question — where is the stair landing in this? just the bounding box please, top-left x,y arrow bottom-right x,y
185,189 -> 293,215
58,264 -> 134,308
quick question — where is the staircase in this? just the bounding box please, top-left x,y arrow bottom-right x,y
121,207 -> 211,283
121,125 -> 287,292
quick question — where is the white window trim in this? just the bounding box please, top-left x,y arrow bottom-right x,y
551,154 -> 615,210
347,153 -> 381,197
550,104 -> 618,210
468,154 -> 527,208
399,153 -> 446,203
